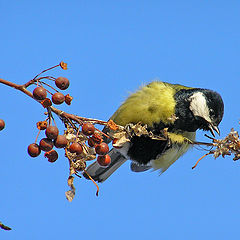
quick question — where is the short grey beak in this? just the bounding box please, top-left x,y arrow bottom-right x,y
208,124 -> 220,137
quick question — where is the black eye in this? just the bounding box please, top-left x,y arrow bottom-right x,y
209,109 -> 214,114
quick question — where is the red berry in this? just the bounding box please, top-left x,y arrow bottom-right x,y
39,138 -> 54,152
45,126 -> 59,140
55,77 -> 70,90
69,142 -> 83,155
82,123 -> 95,136
54,135 -> 68,148
95,142 -> 109,155
33,87 -> 47,100
27,143 -> 41,157
97,154 -> 111,167
0,119 -> 5,131
52,92 -> 65,105
44,149 -> 58,162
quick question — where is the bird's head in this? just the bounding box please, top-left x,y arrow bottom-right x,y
174,88 -> 224,137
188,89 -> 224,137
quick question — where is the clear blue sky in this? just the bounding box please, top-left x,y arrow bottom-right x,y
1,1 -> 240,239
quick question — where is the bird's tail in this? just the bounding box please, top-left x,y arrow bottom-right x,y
84,148 -> 127,182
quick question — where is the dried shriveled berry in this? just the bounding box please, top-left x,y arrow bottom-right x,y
107,120 -> 119,131
82,123 -> 95,136
88,137 -> 96,147
95,142 -> 109,155
54,135 -> 68,148
41,98 -> 52,108
60,61 -> 67,70
45,126 -> 59,140
0,119 -> 5,131
65,94 -> 73,105
91,133 -> 102,144
52,92 -> 65,105
28,143 -> 41,157
45,149 -> 58,162
39,138 -> 54,152
55,77 -> 70,90
97,154 -> 111,167
37,121 -> 48,130
33,87 -> 47,100
69,142 -> 83,155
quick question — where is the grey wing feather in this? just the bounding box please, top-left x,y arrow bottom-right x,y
130,162 -> 151,172
84,148 -> 127,182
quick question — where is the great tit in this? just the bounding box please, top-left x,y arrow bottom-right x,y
85,81 -> 224,182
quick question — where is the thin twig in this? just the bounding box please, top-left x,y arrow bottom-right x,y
95,128 -> 112,140
83,170 -> 99,196
35,129 -> 41,144
32,64 -> 60,81
192,152 -> 213,169
39,81 -> 59,93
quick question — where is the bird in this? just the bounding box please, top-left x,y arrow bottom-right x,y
85,81 -> 224,182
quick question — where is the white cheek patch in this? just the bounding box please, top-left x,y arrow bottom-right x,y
189,92 -> 211,122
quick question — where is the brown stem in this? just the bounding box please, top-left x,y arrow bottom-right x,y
32,64 -> 60,80
191,141 -> 214,147
0,77 -> 34,98
83,170 -> 99,196
0,77 -> 108,127
39,81 -> 58,93
192,152 -> 213,169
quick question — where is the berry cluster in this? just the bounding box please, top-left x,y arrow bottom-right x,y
26,65 -> 112,169
27,124 -> 67,163
33,76 -> 72,106
0,62 -> 119,198
27,120 -> 112,168
66,122 -> 111,168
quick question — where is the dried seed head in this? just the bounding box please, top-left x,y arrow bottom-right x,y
65,94 -> 73,105
41,98 -> 52,108
60,61 -> 67,70
74,160 -> 86,171
37,121 -> 48,130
